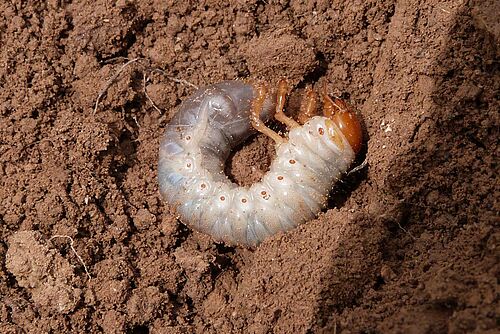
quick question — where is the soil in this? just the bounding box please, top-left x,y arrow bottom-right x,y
0,0 -> 498,333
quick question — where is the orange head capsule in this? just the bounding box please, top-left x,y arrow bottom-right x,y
323,95 -> 363,154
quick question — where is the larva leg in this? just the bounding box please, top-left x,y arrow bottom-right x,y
274,79 -> 301,129
297,85 -> 318,124
250,84 -> 285,144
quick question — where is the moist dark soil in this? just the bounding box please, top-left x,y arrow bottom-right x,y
1,1 -> 498,333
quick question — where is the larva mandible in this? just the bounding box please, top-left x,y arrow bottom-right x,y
158,79 -> 362,246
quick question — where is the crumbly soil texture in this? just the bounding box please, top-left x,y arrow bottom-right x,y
1,1 -> 498,333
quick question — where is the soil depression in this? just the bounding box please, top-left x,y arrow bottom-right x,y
0,1 -> 498,333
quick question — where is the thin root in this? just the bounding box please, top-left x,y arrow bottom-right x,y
93,57 -> 141,114
347,158 -> 368,176
49,235 -> 92,280
150,68 -> 199,89
93,58 -> 198,115
143,72 -> 163,114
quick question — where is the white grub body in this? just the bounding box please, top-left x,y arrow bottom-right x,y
159,81 -> 355,246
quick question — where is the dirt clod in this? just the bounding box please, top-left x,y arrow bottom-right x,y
5,231 -> 81,314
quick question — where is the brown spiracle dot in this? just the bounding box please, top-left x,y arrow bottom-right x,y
186,163 -> 192,168
220,196 -> 225,201
186,135 -> 191,140
241,198 -> 247,203
318,127 -> 324,135
200,183 -> 206,189
261,190 -> 270,200
277,175 -> 284,180
289,159 -> 296,164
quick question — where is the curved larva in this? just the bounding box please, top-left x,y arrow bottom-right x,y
159,80 -> 359,246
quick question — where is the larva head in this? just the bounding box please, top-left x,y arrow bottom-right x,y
323,95 -> 363,153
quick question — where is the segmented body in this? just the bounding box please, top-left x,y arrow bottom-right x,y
159,80 -> 357,246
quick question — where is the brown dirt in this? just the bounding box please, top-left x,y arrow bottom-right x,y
0,0 -> 498,333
